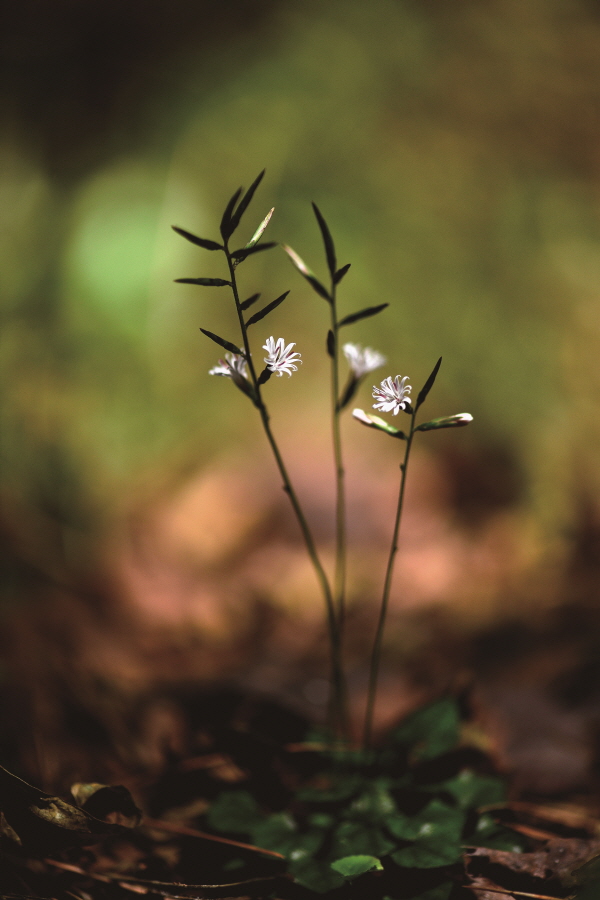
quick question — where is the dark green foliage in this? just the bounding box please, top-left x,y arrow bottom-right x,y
206,790 -> 262,834
199,328 -> 244,356
245,290 -> 290,327
416,357 -> 442,410
338,303 -> 388,328
440,770 -> 506,810
171,226 -> 223,251
203,698 -> 510,895
390,699 -> 459,760
330,855 -> 382,877
389,800 -> 464,868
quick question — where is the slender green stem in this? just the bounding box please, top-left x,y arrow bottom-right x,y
330,285 -> 346,629
329,281 -> 349,736
363,409 -> 417,750
224,246 -> 346,736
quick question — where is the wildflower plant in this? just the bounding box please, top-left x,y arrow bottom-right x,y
171,173 -> 515,897
173,170 -> 474,741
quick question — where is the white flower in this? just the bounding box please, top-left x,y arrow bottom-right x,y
208,352 -> 248,378
372,375 -> 412,415
343,343 -> 386,378
263,336 -> 302,377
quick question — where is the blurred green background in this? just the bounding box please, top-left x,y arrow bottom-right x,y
4,0 -> 600,762
5,0 -> 599,534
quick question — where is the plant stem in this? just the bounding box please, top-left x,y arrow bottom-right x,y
363,409 -> 417,750
224,246 -> 346,737
330,284 -> 346,630
329,280 -> 349,737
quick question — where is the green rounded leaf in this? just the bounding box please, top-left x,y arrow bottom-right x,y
206,790 -> 261,834
389,800 -> 465,869
290,857 -> 345,893
391,698 -> 460,759
331,855 -> 383,878
441,770 -> 506,810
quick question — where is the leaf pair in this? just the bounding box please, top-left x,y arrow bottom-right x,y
220,170 -> 266,241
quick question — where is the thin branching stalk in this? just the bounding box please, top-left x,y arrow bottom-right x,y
224,244 -> 346,737
363,408 -> 417,750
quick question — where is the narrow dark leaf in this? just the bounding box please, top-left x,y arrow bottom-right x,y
171,226 -> 223,251
229,170 -> 266,236
240,292 -> 261,312
175,277 -> 231,286
220,186 -> 243,240
232,374 -> 258,406
245,290 -> 290,327
339,303 -> 388,328
230,242 -> 277,260
337,375 -> 359,411
282,245 -> 332,302
312,202 -> 337,276
307,274 -> 332,302
258,367 -> 272,386
200,328 -> 244,356
327,330 -> 335,357
415,413 -> 473,432
334,263 -> 351,284
416,357 -> 442,409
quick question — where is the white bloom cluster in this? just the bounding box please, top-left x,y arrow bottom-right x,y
372,375 -> 412,415
343,343 -> 386,378
208,353 -> 248,378
263,336 -> 302,377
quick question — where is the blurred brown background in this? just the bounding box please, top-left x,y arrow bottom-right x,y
2,0 -> 600,795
